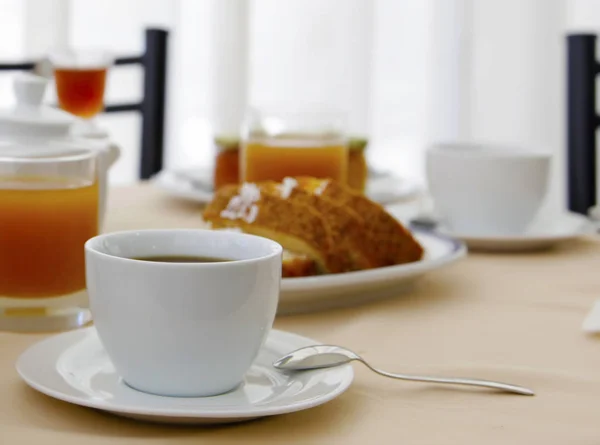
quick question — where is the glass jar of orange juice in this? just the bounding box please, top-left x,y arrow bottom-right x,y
240,107 -> 348,183
0,142 -> 98,332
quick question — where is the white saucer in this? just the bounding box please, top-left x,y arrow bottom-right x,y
436,211 -> 594,252
151,167 -> 422,206
16,327 -> 353,425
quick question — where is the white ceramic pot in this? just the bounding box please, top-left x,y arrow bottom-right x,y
0,73 -> 120,229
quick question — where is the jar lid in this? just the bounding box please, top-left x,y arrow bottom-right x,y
0,73 -> 75,139
214,135 -> 240,152
348,137 -> 368,152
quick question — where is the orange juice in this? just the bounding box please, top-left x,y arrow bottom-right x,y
241,139 -> 348,182
0,177 -> 98,298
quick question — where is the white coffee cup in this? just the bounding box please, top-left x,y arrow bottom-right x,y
85,229 -> 282,397
425,143 -> 551,236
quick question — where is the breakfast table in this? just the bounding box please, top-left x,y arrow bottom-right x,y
1,182 -> 600,444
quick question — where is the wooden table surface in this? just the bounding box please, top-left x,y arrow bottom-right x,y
2,183 -> 600,444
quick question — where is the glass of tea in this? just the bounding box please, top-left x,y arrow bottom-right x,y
240,106 -> 348,183
0,143 -> 98,332
49,48 -> 112,130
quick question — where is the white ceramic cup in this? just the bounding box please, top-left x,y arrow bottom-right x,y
85,229 -> 282,397
425,143 -> 551,236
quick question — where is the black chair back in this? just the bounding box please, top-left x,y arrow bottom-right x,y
567,33 -> 598,215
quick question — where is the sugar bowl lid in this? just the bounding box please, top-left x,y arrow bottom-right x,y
0,72 -> 76,138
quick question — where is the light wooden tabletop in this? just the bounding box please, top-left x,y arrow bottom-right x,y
2,183 -> 600,444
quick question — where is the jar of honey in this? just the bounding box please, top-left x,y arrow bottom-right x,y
213,136 -> 240,190
347,137 -> 368,193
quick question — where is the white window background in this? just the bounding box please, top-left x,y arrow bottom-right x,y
0,0 -> 434,186
0,0 -> 598,216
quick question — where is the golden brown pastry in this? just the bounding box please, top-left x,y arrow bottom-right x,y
202,177 -> 424,277
281,250 -> 318,278
293,177 -> 424,267
203,181 -> 342,273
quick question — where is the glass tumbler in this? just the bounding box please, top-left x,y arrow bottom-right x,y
49,48 -> 113,134
0,145 -> 98,332
240,106 -> 348,183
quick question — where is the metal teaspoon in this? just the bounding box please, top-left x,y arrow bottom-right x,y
273,345 -> 534,396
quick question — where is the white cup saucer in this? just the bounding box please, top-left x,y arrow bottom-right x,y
16,327 -> 353,425
435,211 -> 594,252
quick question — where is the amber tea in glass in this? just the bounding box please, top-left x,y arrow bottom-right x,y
50,49 -> 112,123
54,68 -> 107,118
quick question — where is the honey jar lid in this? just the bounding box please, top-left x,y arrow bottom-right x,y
348,137 -> 368,152
214,135 -> 240,152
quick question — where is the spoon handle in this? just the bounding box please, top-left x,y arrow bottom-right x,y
362,362 -> 534,396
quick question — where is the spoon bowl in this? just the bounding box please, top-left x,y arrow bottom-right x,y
273,345 -> 359,370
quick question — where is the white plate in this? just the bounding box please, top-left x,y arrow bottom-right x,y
277,230 -> 466,314
16,327 -> 353,425
151,167 -> 422,206
434,211 -> 594,252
